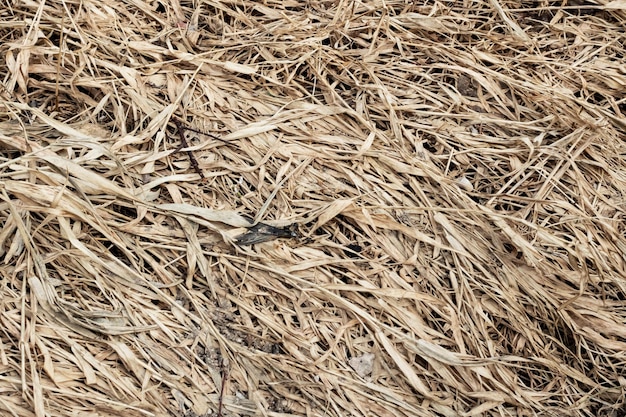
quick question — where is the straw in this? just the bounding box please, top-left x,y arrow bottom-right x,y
1,1 -> 625,416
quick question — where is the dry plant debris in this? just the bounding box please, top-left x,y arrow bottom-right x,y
1,1 -> 625,416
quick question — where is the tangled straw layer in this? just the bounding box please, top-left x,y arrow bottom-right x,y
1,1 -> 625,416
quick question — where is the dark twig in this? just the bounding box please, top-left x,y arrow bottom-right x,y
174,121 -> 230,143
173,119 -> 206,180
217,363 -> 229,417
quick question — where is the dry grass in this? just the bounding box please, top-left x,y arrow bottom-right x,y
1,1 -> 626,416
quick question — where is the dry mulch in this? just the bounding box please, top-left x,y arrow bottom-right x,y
1,1 -> 626,416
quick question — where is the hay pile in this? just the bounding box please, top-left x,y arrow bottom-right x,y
1,1 -> 625,416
